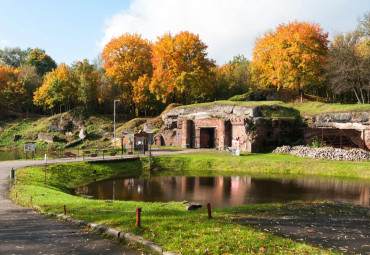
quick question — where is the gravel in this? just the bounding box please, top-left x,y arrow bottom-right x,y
273,145 -> 370,161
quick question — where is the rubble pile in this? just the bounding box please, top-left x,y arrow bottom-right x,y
273,145 -> 370,161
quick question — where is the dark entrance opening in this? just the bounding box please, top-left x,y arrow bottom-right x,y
200,128 -> 215,148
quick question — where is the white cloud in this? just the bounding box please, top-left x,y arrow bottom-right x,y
99,0 -> 363,64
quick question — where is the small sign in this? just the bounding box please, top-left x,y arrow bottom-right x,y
24,144 -> 35,152
175,134 -> 181,138
44,154 -> 47,163
147,133 -> 154,145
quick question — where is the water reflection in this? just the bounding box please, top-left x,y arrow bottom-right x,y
76,176 -> 370,208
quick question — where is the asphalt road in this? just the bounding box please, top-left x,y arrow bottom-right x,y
0,156 -> 139,255
0,149 -> 197,254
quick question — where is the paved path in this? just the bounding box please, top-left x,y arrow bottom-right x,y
0,157 -> 141,254
0,149 -> 198,254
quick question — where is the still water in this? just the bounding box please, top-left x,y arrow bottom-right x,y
76,175 -> 370,208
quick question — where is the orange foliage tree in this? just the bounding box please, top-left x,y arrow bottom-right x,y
150,31 -> 215,104
251,21 -> 329,94
0,64 -> 26,111
101,33 -> 152,106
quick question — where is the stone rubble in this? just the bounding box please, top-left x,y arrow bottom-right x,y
273,145 -> 370,161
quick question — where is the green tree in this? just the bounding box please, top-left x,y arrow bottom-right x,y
214,55 -> 250,100
26,49 -> 57,76
18,65 -> 42,114
0,47 -> 32,68
71,59 -> 99,111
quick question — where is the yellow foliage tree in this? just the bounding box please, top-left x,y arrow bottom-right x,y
34,63 -> 77,111
251,21 -> 329,94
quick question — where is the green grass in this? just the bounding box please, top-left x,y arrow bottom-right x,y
177,100 -> 370,116
152,150 -> 370,179
11,158 -> 340,254
289,101 -> 370,115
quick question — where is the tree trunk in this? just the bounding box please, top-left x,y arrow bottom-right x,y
353,88 -> 361,104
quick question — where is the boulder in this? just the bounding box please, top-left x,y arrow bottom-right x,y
186,203 -> 202,210
57,118 -> 73,132
79,128 -> 87,139
49,123 -> 62,132
143,123 -> 155,132
38,132 -> 56,143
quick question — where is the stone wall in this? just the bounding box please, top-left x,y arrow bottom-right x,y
155,104 -> 300,152
304,111 -> 370,150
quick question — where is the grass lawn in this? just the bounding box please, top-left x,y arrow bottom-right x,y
153,150 -> 370,179
11,151 -> 369,254
176,100 -> 370,116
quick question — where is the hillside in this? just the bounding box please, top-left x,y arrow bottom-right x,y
0,101 -> 369,152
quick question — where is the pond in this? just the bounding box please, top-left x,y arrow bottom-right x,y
76,175 -> 370,208
0,150 -> 66,161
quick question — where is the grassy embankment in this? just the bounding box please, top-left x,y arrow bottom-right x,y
179,100 -> 370,116
152,150 -> 370,179
11,151 -> 370,254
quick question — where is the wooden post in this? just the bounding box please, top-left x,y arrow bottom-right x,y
136,207 -> 142,228
363,129 -> 365,150
30,196 -> 32,206
207,203 -> 212,219
321,128 -> 323,147
63,205 -> 66,215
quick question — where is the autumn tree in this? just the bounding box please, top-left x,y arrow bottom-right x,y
150,31 -> 215,104
18,65 -> 42,114
26,49 -> 57,76
34,63 -> 77,112
326,31 -> 370,104
251,21 -> 329,96
71,59 -> 99,110
101,33 -> 152,109
0,64 -> 26,111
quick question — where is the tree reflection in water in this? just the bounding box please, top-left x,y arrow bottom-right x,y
75,175 -> 370,208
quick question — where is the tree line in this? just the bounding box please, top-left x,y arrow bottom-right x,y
0,12 -> 369,118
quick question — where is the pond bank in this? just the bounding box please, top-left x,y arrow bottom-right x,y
151,150 -> 370,179
10,153 -> 370,254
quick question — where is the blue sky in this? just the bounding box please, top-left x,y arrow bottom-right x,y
0,0 -> 368,65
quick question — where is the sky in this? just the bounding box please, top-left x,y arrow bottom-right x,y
0,0 -> 368,66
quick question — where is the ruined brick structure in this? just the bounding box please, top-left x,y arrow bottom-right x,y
153,104 -> 300,152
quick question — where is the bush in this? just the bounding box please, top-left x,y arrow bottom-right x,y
311,136 -> 326,148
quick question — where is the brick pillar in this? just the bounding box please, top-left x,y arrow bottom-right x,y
217,119 -> 226,150
182,120 -> 188,148
195,126 -> 200,148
